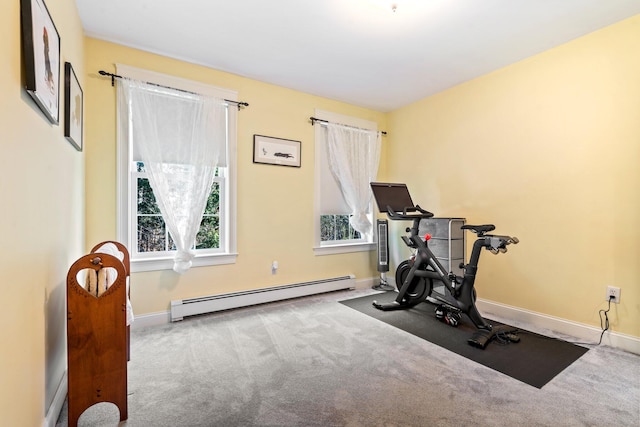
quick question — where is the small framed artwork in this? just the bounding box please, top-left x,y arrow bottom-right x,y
20,0 -> 61,125
253,135 -> 301,167
64,62 -> 83,151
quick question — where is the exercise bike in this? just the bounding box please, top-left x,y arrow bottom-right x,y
370,183 -> 519,332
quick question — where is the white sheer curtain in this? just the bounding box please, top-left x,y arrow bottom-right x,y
325,122 -> 381,236
118,78 -> 227,273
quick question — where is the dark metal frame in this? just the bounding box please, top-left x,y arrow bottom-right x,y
21,0 -> 60,124
370,183 -> 519,331
97,70 -> 249,110
253,134 -> 301,168
64,62 -> 83,151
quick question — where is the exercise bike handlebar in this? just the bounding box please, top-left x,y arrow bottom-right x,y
386,204 -> 434,221
484,234 -> 519,254
461,224 -> 519,253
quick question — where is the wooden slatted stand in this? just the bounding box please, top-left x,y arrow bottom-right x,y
66,252 -> 128,427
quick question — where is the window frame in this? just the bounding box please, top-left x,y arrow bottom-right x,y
116,64 -> 238,272
313,109 -> 377,256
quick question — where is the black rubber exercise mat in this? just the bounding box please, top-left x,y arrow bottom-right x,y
340,292 -> 589,388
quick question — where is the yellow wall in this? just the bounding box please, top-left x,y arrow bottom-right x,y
0,0 -> 85,425
387,15 -> 640,337
3,3 -> 638,424
84,38 -> 387,316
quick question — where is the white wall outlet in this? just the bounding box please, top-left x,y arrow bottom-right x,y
606,286 -> 621,304
272,261 -> 278,274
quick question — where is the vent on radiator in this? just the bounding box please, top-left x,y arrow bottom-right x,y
170,275 -> 355,321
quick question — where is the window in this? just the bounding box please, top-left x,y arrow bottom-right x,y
117,65 -> 237,272
134,162 -> 222,253
313,109 -> 377,255
320,214 -> 361,242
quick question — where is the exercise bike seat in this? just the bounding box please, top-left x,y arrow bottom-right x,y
461,224 -> 495,236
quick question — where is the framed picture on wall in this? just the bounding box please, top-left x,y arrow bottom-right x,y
64,62 -> 83,151
253,135 -> 301,167
20,0 -> 61,125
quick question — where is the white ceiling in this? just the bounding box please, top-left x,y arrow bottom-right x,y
76,0 -> 640,112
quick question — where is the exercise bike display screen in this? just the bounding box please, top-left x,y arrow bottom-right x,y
370,182 -> 415,213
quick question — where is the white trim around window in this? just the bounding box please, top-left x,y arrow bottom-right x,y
115,64 -> 238,272
313,109 -> 378,256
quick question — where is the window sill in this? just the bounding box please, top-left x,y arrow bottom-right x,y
131,252 -> 238,273
313,242 -> 375,256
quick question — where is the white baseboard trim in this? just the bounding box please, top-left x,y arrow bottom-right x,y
130,310 -> 172,330
130,283 -> 640,354
477,298 -> 640,355
131,277 -> 378,331
44,371 -> 67,427
355,276 -> 377,290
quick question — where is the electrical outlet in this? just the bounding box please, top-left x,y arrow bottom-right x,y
606,286 -> 621,304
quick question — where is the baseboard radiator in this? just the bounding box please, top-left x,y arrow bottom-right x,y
170,275 -> 355,322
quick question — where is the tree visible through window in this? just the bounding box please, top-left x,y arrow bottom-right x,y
320,214 -> 362,242
135,162 -> 221,253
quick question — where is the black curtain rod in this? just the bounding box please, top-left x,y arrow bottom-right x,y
98,70 -> 249,110
309,117 -> 387,135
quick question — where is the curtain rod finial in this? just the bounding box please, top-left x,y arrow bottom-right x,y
98,70 -> 116,86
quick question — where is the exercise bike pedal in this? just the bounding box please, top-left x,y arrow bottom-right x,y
433,301 -> 462,314
434,304 -> 462,327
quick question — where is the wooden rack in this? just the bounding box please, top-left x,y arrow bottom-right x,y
66,242 -> 130,426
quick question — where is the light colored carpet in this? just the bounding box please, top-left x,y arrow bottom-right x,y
57,289 -> 639,426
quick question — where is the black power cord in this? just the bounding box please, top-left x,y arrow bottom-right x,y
509,296 -> 615,347
568,295 -> 614,347
596,295 -> 614,345
493,328 -> 520,345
